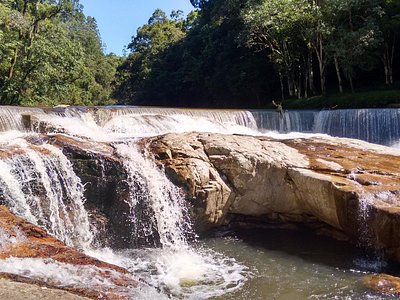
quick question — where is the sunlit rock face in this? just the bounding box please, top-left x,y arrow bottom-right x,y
0,205 -> 138,299
147,132 -> 400,262
2,130 -> 399,261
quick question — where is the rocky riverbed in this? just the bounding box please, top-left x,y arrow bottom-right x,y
1,130 -> 400,296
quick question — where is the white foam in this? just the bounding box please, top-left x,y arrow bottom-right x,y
0,135 -> 93,250
114,141 -> 191,249
87,246 -> 250,299
0,227 -> 26,250
391,141 -> 400,148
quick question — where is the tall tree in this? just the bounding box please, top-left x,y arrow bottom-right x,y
0,0 -> 118,106
326,0 -> 382,93
242,0 -> 317,99
114,9 -> 187,102
380,0 -> 400,85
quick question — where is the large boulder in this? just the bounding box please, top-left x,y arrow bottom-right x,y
147,132 -> 400,261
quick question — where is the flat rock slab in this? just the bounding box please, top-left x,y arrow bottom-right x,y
147,132 -> 400,261
0,279 -> 89,300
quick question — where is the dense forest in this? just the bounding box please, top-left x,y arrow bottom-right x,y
0,0 -> 120,106
114,0 -> 400,108
1,0 -> 399,108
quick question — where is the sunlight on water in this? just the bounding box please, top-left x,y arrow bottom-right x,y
204,229 -> 398,300
0,125 -> 251,299
108,140 -> 251,298
0,257 -> 166,299
87,246 -> 250,299
0,106 -> 399,299
114,141 -> 192,248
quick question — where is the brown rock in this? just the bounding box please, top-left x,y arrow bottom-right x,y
146,132 -> 400,261
0,205 -> 138,299
363,273 -> 400,295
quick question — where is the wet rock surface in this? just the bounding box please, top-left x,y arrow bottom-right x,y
0,205 -> 138,299
0,278 -> 89,300
48,134 -> 160,248
147,133 -> 400,262
363,273 -> 400,295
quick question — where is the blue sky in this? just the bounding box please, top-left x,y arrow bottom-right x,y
80,0 -> 194,56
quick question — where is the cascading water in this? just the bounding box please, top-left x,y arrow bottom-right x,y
114,141 -> 192,248
0,106 -> 44,132
0,132 -> 93,249
0,108 -> 252,299
314,108 -> 400,146
250,109 -> 318,133
0,105 -> 399,299
105,140 -> 248,298
1,105 -> 399,146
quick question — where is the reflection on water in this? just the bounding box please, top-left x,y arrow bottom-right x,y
202,228 -> 398,300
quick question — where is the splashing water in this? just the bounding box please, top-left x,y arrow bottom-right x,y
114,141 -> 192,248
0,257 -> 165,299
87,246 -> 249,299
0,127 -> 250,298
108,141 -> 250,298
1,106 -> 399,298
0,134 -> 93,249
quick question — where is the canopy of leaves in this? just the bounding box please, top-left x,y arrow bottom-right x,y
0,0 -> 119,106
115,0 -> 400,108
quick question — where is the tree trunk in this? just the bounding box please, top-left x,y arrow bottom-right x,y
8,49 -> 19,80
383,57 -> 390,85
389,37 -> 395,85
308,51 -> 317,95
287,76 -> 294,97
314,34 -> 326,95
349,75 -> 354,93
279,73 -> 285,101
334,56 -> 343,93
382,37 -> 396,85
304,66 -> 308,98
319,57 -> 326,95
297,68 -> 302,99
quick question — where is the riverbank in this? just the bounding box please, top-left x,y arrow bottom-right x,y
281,88 -> 400,110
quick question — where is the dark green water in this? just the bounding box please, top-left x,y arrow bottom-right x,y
201,228 -> 399,300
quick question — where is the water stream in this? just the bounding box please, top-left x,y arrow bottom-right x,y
205,228 -> 397,300
0,105 -> 398,299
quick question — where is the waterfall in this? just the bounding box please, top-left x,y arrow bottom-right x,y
0,106 -> 44,132
114,141 -> 192,248
314,109 -> 400,145
2,105 -> 399,146
100,107 -> 259,137
0,110 -> 249,298
0,133 -> 93,249
0,105 -> 398,298
107,141 -> 247,298
251,109 -> 318,133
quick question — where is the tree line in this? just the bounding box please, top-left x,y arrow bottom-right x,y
1,0 -> 399,108
0,0 -> 120,106
114,0 -> 400,108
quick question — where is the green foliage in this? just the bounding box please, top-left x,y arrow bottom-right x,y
115,2 -> 278,107
0,0 -> 118,106
283,88 -> 400,109
115,0 -> 400,108
113,9 -> 188,103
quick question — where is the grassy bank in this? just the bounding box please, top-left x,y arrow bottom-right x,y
280,88 -> 400,110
